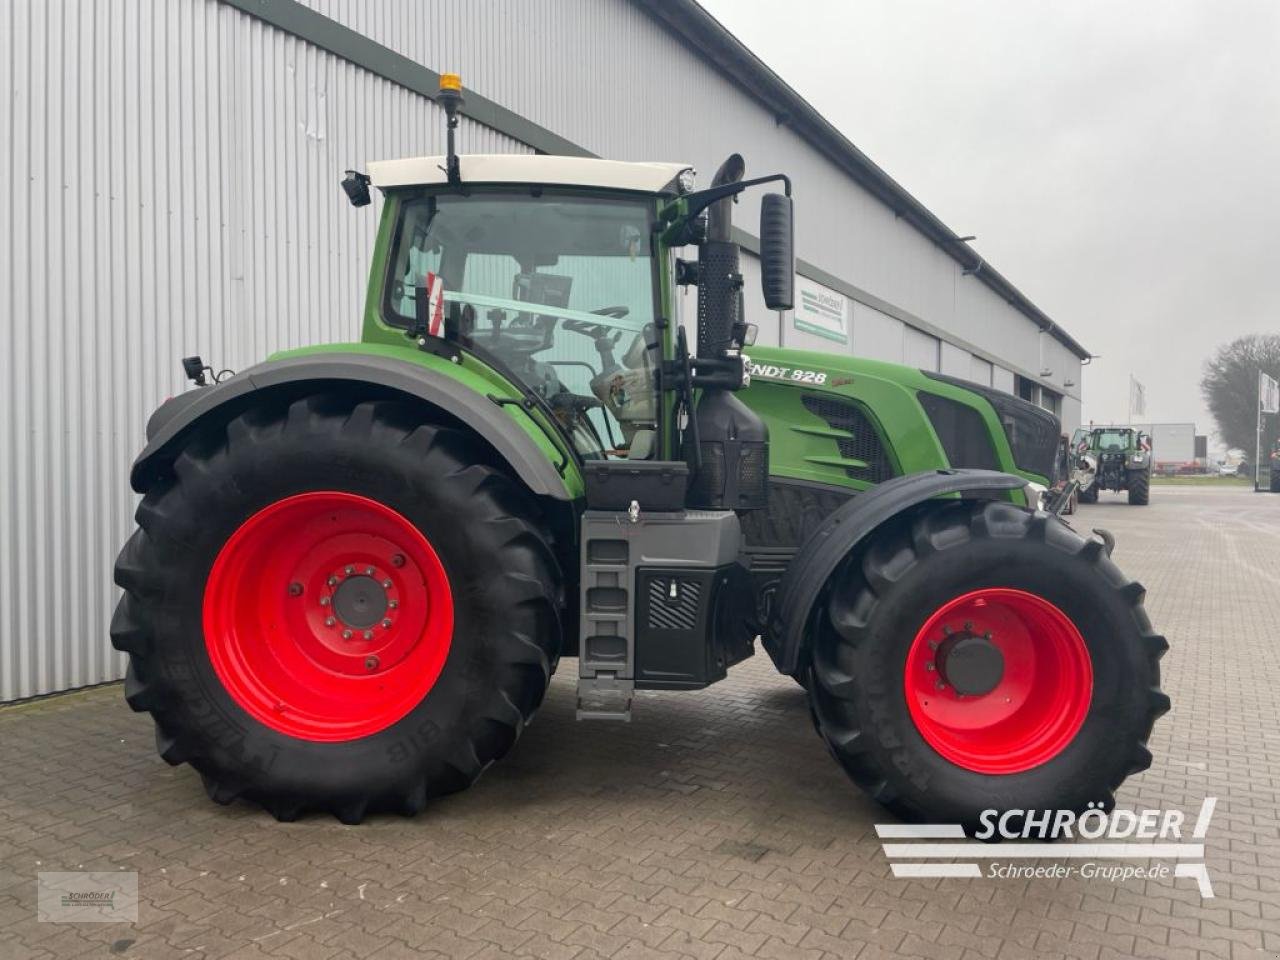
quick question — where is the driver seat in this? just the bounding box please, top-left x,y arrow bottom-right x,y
627,429 -> 656,460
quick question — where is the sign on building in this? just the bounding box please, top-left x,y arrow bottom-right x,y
792,277 -> 849,344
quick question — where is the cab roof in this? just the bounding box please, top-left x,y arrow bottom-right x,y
367,154 -> 693,195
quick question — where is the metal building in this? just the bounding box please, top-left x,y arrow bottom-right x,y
0,0 -> 1088,701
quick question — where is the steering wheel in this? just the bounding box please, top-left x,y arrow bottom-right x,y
477,306 -> 556,357
591,306 -> 630,319
563,316 -> 627,341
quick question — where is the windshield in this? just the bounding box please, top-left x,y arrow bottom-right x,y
385,192 -> 661,460
1092,430 -> 1132,450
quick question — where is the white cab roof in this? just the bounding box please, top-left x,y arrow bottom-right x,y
367,154 -> 692,194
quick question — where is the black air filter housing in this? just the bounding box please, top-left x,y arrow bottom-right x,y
685,391 -> 769,510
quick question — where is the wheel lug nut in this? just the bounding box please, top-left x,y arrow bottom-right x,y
388,600 -> 399,609
362,630 -> 374,640
319,596 -> 330,606
325,617 -> 336,627
926,662 -> 935,671
983,632 -> 992,640
288,582 -> 303,597
365,566 -> 375,576
344,565 -> 354,576
365,656 -> 379,671
341,629 -> 352,640
382,579 -> 392,589
327,575 -> 338,586
935,680 -> 946,691
381,618 -> 392,629
391,554 -> 405,568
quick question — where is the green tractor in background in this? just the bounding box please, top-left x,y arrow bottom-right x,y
113,77 -> 1167,828
1269,441 -> 1280,492
1074,426 -> 1152,505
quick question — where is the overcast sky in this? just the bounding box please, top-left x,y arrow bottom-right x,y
700,0 -> 1280,442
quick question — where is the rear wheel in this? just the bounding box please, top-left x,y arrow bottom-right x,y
1077,482 -> 1098,503
112,392 -> 562,822
1127,470 -> 1150,505
806,500 -> 1168,829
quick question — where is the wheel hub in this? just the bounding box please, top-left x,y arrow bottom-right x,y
934,631 -> 1004,696
331,574 -> 388,629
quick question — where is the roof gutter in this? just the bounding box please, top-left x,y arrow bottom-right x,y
630,0 -> 1091,361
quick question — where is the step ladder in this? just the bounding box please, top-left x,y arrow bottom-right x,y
577,506 -> 640,721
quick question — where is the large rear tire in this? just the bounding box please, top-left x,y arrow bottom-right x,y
112,393 -> 562,822
1127,470 -> 1150,505
806,500 -> 1168,829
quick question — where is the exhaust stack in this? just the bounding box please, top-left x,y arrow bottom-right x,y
696,154 -> 745,360
686,154 -> 769,512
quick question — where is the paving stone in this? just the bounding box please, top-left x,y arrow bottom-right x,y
0,487 -> 1275,959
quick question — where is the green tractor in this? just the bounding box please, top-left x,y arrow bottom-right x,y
113,78 -> 1167,827
1074,427 -> 1152,505
1269,442 -> 1280,492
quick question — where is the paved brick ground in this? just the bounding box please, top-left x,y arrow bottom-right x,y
2,485 -> 1278,960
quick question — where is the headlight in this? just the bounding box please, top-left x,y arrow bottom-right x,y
677,167 -> 697,193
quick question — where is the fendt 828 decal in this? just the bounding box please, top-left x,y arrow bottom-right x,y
749,361 -> 828,385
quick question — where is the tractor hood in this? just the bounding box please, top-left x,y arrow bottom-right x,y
745,345 -> 1061,482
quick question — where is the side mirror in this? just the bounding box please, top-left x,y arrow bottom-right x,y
759,193 -> 794,311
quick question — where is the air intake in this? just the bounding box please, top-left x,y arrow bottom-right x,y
800,395 -> 895,484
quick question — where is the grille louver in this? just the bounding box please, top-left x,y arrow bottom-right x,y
800,395 -> 896,483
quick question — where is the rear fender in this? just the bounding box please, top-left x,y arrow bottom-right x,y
130,353 -> 576,500
764,469 -> 1029,675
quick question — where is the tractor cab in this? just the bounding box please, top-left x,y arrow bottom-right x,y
377,177 -> 669,460
356,138 -> 796,516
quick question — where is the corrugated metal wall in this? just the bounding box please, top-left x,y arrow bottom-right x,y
0,0 -> 530,701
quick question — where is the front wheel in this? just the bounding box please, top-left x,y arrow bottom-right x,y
806,500 -> 1168,829
1077,482 -> 1098,503
1128,470 -> 1150,505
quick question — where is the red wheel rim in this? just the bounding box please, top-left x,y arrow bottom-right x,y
904,588 -> 1092,774
203,492 -> 453,742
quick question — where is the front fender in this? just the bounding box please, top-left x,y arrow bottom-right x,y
764,469 -> 1029,675
130,352 -> 578,500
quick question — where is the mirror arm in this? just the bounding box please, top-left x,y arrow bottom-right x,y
671,173 -> 793,226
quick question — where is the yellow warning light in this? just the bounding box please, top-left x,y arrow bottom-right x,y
439,73 -> 462,92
